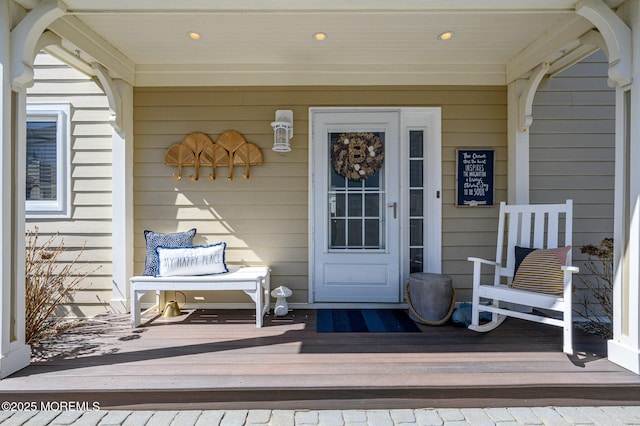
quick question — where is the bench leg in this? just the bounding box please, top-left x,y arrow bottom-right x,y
242,289 -> 261,328
262,275 -> 270,321
131,286 -> 158,328
256,285 -> 263,328
258,275 -> 271,327
130,290 -> 145,328
243,277 -> 271,328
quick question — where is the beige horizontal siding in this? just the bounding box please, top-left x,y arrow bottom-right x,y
134,85 -> 507,304
32,95 -> 110,109
26,53 -> 112,318
531,50 -> 614,244
44,248 -> 113,263
73,179 -> 112,192
530,51 -> 614,311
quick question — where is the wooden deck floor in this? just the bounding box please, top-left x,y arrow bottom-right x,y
2,309 -> 640,410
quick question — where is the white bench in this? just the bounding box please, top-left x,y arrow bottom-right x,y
129,266 -> 271,328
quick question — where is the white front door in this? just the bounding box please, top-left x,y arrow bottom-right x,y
311,110 -> 401,302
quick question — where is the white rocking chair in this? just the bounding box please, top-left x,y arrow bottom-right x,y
467,199 -> 578,354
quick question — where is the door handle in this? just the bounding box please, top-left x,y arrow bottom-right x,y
387,202 -> 397,219
329,194 -> 336,215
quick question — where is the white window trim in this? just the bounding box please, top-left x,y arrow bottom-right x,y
400,108 -> 442,279
25,103 -> 71,218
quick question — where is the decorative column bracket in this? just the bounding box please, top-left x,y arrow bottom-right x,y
92,62 -> 123,134
576,0 -> 632,88
34,30 -> 61,54
10,0 -> 66,90
518,62 -> 550,132
580,29 -> 609,59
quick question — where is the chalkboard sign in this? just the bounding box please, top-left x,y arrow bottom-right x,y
456,149 -> 494,207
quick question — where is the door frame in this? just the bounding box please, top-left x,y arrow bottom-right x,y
308,107 -> 442,305
310,109 -> 401,303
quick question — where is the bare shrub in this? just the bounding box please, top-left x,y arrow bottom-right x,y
25,227 -> 97,344
575,237 -> 613,339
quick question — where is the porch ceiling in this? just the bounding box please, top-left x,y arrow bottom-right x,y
25,0 -> 612,86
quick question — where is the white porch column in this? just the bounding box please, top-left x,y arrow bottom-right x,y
507,62 -> 551,205
1,0 -> 66,378
507,79 -> 531,205
93,63 -> 134,313
0,0 -> 30,379
577,0 -> 640,374
109,80 -> 133,313
607,0 -> 640,374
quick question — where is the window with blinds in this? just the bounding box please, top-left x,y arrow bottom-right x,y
25,104 -> 70,217
26,121 -> 58,201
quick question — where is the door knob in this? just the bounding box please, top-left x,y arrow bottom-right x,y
387,202 -> 397,219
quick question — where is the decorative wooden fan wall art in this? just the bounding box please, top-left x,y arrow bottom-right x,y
164,131 -> 264,181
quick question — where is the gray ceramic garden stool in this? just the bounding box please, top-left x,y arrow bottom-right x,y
405,272 -> 456,325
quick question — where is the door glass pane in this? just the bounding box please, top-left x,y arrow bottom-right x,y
410,130 -> 423,157
409,160 -> 423,187
410,219 -> 423,246
410,189 -> 423,216
348,219 -> 362,246
364,193 -> 379,216
409,130 -> 425,272
328,131 -> 385,251
348,193 -> 362,216
335,193 -> 345,216
364,219 -> 380,247
331,219 -> 345,248
348,178 -> 362,189
364,170 -> 380,188
331,167 -> 345,188
410,248 -> 423,273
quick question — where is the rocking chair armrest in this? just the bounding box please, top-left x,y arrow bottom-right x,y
467,257 -> 500,267
562,265 -> 579,274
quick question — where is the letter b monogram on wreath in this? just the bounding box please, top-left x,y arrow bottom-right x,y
332,132 -> 384,181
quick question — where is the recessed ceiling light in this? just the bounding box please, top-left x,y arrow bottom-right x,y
187,31 -> 201,40
437,31 -> 454,41
313,32 -> 327,41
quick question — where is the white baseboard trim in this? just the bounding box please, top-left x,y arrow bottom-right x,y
0,343 -> 31,379
139,302 -> 410,310
109,297 -> 130,314
608,339 -> 640,374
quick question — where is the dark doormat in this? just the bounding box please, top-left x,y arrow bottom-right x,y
316,309 -> 421,333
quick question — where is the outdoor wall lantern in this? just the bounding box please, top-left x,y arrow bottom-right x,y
271,110 -> 293,152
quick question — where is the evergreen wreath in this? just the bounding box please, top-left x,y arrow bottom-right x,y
332,132 -> 384,181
